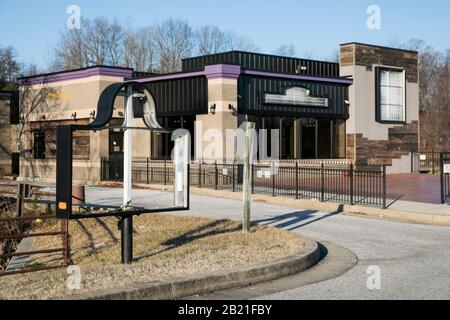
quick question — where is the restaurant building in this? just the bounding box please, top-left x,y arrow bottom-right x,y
6,42 -> 419,183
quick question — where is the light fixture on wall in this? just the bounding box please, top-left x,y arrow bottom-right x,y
71,112 -> 77,121
210,104 -> 216,115
228,104 -> 237,115
90,110 -> 96,119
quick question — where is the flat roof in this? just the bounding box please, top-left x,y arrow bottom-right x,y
17,65 -> 134,86
182,50 -> 339,65
340,42 -> 419,54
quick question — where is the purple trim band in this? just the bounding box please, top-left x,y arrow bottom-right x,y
18,66 -> 133,86
132,71 -> 205,83
0,92 -> 12,100
242,70 -> 353,85
132,64 -> 241,83
204,64 -> 241,80
133,64 -> 352,85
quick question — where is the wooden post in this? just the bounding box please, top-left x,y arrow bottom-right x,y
242,122 -> 255,233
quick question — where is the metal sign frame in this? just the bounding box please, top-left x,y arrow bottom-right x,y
55,82 -> 190,263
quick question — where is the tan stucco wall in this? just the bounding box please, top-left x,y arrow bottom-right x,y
19,74 -> 127,183
196,78 -> 238,161
24,76 -> 125,122
340,64 -> 419,140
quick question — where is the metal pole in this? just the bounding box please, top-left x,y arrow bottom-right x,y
350,164 -> 354,205
440,153 -> 445,204
295,162 -> 299,199
146,157 -> 149,184
164,157 -> 167,185
272,161 -> 276,197
382,165 -> 387,209
199,162 -> 202,188
15,183 -> 24,217
121,85 -> 134,264
432,150 -> 435,175
320,163 -> 325,202
121,216 -> 133,264
232,161 -> 235,192
215,161 -> 218,190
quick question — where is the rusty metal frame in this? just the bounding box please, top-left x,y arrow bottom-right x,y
0,215 -> 69,277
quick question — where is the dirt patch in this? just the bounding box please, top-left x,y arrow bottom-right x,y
0,214 -> 304,300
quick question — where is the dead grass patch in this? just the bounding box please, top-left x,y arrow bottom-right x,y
0,214 -> 303,300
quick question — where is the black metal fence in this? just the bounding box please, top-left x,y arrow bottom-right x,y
411,151 -> 444,174
440,153 -> 450,204
101,157 -> 387,208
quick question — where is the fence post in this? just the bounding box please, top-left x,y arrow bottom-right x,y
232,160 -> 236,192
114,159 -> 118,182
432,150 -> 435,175
146,158 -> 149,184
15,183 -> 24,217
320,163 -> 325,202
295,162 -> 299,199
215,161 -> 218,190
382,165 -> 387,209
350,164 -> 354,205
101,158 -> 104,180
199,162 -> 202,188
271,162 -> 275,197
164,157 -> 167,186
252,164 -> 255,194
440,152 -> 445,204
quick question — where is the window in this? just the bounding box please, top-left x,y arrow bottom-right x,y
33,130 -> 46,160
376,67 -> 406,122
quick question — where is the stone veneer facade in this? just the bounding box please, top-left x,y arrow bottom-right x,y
340,43 -> 420,173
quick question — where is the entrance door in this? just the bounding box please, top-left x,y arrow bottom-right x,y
300,119 -> 316,159
108,130 -> 124,180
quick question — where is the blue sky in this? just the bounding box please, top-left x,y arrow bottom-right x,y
1,0 -> 449,69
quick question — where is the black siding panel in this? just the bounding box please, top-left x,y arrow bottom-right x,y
143,76 -> 208,116
182,51 -> 339,78
238,75 -> 348,119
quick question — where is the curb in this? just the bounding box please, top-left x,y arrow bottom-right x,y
123,183 -> 450,227
64,237 -> 320,300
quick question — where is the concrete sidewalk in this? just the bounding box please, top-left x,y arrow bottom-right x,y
389,200 -> 450,216
123,183 -> 450,227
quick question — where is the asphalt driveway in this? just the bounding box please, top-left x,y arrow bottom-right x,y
86,187 -> 450,300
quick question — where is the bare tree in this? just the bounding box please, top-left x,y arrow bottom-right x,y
224,31 -> 258,52
123,26 -> 158,72
51,28 -> 88,70
391,39 -> 450,151
16,84 -> 59,159
274,44 -> 297,57
0,46 -> 21,90
51,17 -> 124,70
195,25 -> 228,55
155,18 -> 195,73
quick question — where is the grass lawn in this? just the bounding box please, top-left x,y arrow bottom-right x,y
0,214 -> 304,300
